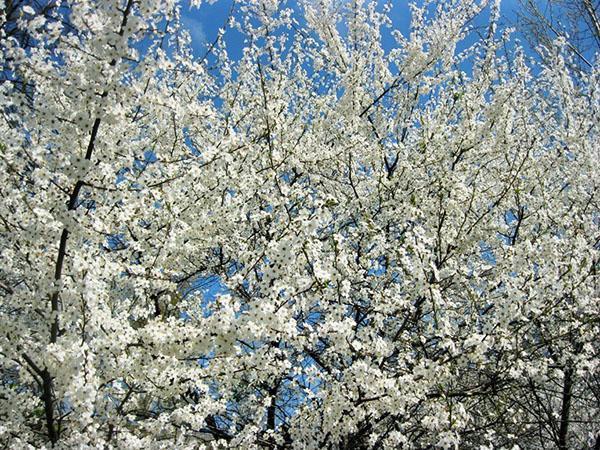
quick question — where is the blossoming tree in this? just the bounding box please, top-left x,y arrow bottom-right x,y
0,0 -> 598,448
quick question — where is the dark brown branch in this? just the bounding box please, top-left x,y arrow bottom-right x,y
40,0 -> 136,444
558,367 -> 574,449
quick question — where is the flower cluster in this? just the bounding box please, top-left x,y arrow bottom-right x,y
0,0 -> 598,448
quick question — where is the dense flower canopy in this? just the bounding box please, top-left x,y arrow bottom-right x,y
0,0 -> 598,448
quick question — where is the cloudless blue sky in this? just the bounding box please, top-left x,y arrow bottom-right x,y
182,0 -> 524,61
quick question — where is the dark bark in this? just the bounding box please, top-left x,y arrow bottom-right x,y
558,367 -> 574,450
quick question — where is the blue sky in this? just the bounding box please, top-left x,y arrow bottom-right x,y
181,0 -> 524,60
